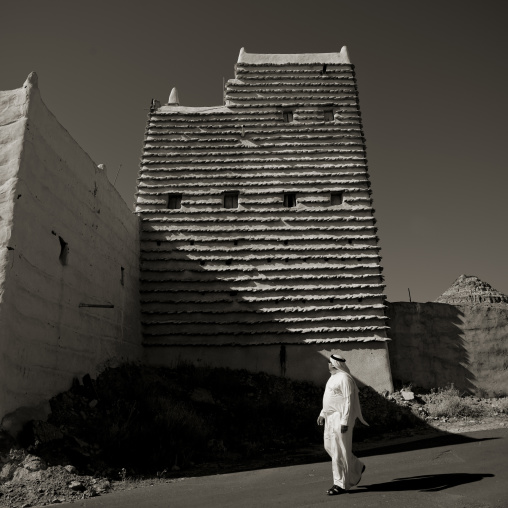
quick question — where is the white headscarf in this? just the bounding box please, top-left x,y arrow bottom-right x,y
330,354 -> 349,372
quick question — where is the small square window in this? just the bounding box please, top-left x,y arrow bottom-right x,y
167,194 -> 182,209
330,192 -> 343,206
282,110 -> 294,123
224,191 -> 239,209
284,193 -> 297,207
324,110 -> 334,122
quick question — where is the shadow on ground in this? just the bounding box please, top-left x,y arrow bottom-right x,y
173,428 -> 502,478
350,473 -> 495,493
355,433 -> 500,458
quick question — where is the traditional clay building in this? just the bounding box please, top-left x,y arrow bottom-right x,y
0,48 -> 394,436
135,48 -> 393,389
4,49 -> 507,434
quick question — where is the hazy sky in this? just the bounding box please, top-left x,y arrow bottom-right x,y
1,0 -> 507,303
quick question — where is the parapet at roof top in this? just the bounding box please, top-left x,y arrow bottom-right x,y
237,46 -> 351,65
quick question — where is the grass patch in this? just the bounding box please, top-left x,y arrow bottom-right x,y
492,398 -> 508,414
423,385 -> 486,419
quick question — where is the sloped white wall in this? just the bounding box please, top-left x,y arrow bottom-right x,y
0,74 -> 142,435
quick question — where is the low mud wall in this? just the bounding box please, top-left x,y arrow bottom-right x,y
386,302 -> 508,396
144,342 -> 394,393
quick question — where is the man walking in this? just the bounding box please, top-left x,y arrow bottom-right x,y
317,353 -> 368,495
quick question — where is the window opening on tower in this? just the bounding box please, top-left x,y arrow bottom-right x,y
282,110 -> 294,123
284,193 -> 297,208
330,192 -> 343,206
167,194 -> 182,209
224,191 -> 239,209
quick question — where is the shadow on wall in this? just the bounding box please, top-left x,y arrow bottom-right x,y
139,227 -> 387,384
386,302 -> 476,393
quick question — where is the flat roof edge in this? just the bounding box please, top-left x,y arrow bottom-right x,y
238,46 -> 351,65
158,105 -> 230,114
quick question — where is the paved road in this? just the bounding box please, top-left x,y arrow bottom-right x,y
63,429 -> 508,508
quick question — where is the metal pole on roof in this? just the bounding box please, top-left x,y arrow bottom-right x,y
408,288 -> 412,302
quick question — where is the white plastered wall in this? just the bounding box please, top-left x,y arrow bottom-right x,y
0,74 -> 142,435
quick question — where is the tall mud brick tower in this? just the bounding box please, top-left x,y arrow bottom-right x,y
136,47 -> 393,391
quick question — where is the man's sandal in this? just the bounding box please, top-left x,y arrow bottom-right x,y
326,485 -> 343,496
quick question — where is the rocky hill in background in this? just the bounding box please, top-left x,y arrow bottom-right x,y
435,274 -> 508,305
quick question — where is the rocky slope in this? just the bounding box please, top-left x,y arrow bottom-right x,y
436,274 -> 508,305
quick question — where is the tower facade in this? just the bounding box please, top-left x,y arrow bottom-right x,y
136,48 -> 392,389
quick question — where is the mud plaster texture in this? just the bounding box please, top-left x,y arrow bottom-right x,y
0,74 -> 142,435
386,301 -> 508,396
144,341 -> 393,391
136,49 -> 392,392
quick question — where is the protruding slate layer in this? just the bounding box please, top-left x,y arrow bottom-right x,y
135,49 -> 388,346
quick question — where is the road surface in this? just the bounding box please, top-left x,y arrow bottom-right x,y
62,428 -> 508,508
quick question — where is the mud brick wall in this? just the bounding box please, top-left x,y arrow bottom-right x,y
135,48 -> 393,391
387,301 -> 508,396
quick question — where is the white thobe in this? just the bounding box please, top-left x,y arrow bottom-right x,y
319,369 -> 368,490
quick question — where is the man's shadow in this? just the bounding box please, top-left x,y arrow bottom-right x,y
349,473 -> 494,493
